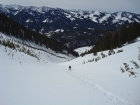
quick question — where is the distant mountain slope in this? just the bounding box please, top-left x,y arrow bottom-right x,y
78,22 -> 140,56
0,13 -> 79,57
0,4 -> 140,49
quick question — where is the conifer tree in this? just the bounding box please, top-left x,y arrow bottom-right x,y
119,24 -> 128,45
111,31 -> 119,49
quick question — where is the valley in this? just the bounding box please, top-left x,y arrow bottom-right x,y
0,32 -> 140,105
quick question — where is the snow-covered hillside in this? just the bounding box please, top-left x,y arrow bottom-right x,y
74,46 -> 93,55
0,32 -> 74,63
0,32 -> 140,105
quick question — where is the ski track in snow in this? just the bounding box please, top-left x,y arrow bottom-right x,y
69,72 -> 136,105
1,32 -> 140,105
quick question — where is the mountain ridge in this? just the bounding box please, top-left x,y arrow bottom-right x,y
0,4 -> 140,49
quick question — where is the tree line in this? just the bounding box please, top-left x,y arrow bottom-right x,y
0,13 -> 79,57
81,22 -> 140,56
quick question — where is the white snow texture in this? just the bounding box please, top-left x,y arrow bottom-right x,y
0,33 -> 140,105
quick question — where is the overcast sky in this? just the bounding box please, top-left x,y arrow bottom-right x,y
0,0 -> 140,14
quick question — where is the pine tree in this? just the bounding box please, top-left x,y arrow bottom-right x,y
102,33 -> 111,50
111,31 -> 119,49
119,25 -> 128,45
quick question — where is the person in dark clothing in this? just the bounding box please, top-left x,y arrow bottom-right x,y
69,66 -> 71,70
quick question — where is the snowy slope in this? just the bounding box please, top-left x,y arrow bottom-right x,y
61,39 -> 140,105
74,46 -> 93,55
0,32 -> 140,105
0,32 -> 74,63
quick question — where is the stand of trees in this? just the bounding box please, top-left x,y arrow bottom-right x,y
81,22 -> 140,56
0,13 -> 79,57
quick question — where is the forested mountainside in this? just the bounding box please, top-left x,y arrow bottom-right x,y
0,4 -> 140,49
0,13 -> 79,57
81,22 -> 140,56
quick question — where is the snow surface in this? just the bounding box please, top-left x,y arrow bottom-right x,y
74,46 -> 93,55
42,18 -> 53,23
99,14 -> 111,23
113,12 -> 133,23
89,14 -> 98,23
0,33 -> 140,105
26,19 -> 33,23
55,29 -> 64,33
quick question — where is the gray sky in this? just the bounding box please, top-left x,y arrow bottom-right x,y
0,0 -> 140,14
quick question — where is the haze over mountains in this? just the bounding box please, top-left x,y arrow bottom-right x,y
0,4 -> 140,49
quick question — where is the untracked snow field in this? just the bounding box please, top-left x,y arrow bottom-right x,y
0,38 -> 140,105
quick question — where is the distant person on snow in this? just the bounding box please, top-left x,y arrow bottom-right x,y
69,66 -> 71,70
